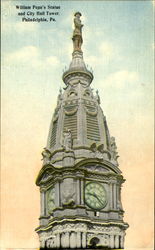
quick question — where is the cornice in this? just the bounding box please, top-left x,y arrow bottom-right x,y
36,163 -> 124,188
36,216 -> 129,233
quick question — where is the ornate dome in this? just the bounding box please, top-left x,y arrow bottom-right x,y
62,51 -> 93,86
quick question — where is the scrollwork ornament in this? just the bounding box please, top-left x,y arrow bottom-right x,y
64,106 -> 78,116
85,106 -> 98,116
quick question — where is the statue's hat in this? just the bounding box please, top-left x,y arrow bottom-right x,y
74,12 -> 82,16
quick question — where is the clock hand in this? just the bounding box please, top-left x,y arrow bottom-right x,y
87,192 -> 105,205
93,193 -> 105,205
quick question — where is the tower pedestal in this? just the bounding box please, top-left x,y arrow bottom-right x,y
37,217 -> 127,249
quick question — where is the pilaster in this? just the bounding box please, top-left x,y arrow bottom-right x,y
40,191 -> 45,216
114,235 -> 119,248
109,234 -> 115,248
82,232 -> 86,248
55,181 -> 60,207
120,235 -> 124,248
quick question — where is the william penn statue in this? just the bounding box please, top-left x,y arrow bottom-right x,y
72,12 -> 83,52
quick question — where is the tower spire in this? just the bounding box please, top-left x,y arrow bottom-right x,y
36,12 -> 129,249
72,12 -> 83,52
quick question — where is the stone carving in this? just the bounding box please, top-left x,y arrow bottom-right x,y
64,106 -> 78,116
46,236 -> 56,248
110,137 -> 119,161
57,88 -> 63,107
51,89 -> 62,123
84,165 -> 109,173
62,188 -> 75,206
90,142 -> 97,152
54,223 -> 85,232
97,144 -> 111,160
41,171 -> 51,182
89,236 -> 100,247
63,85 -> 68,90
85,173 -> 110,180
85,105 -> 98,116
68,89 -> 77,98
93,225 -> 109,232
84,89 -> 92,98
109,226 -> 121,233
61,179 -> 75,206
41,148 -> 51,163
87,233 -> 110,247
47,188 -> 55,213
72,12 -> 83,52
53,113 -> 59,123
63,129 -> 72,151
95,90 -> 100,104
43,222 -> 125,249
90,143 -> 111,160
97,144 -> 104,153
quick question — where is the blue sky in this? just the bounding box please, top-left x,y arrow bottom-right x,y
2,1 -> 154,137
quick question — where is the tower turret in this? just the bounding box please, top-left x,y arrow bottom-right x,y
36,12 -> 128,249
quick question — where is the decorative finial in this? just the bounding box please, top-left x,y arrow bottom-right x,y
72,12 -> 83,52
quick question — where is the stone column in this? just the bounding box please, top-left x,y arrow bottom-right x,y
77,231 -> 81,248
120,235 -> 124,249
81,179 -> 84,205
56,106 -> 64,148
66,232 -> 70,248
109,234 -> 114,248
70,232 -> 77,248
56,233 -> 60,248
61,232 -> 70,248
40,238 -> 45,248
46,239 -> 50,248
61,233 -> 65,248
40,191 -> 45,216
114,235 -> 119,248
77,101 -> 84,145
76,179 -> 80,204
98,107 -> 105,143
52,236 -> 56,248
82,232 -> 86,248
116,183 -> 119,209
109,182 -> 113,209
55,181 -> 60,207
82,100 -> 87,145
113,183 -> 117,210
119,186 -> 123,210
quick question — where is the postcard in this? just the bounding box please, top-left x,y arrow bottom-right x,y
1,1 -> 154,249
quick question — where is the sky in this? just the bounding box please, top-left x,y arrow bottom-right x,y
1,0 -> 154,249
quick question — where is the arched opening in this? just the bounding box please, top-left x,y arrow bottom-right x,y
89,236 -> 100,248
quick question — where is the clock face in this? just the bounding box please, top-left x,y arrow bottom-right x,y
47,188 -> 55,213
84,182 -> 107,210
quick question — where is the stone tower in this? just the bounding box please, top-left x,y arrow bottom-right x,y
35,12 -> 128,249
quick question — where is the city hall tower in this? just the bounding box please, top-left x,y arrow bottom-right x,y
35,12 -> 128,249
